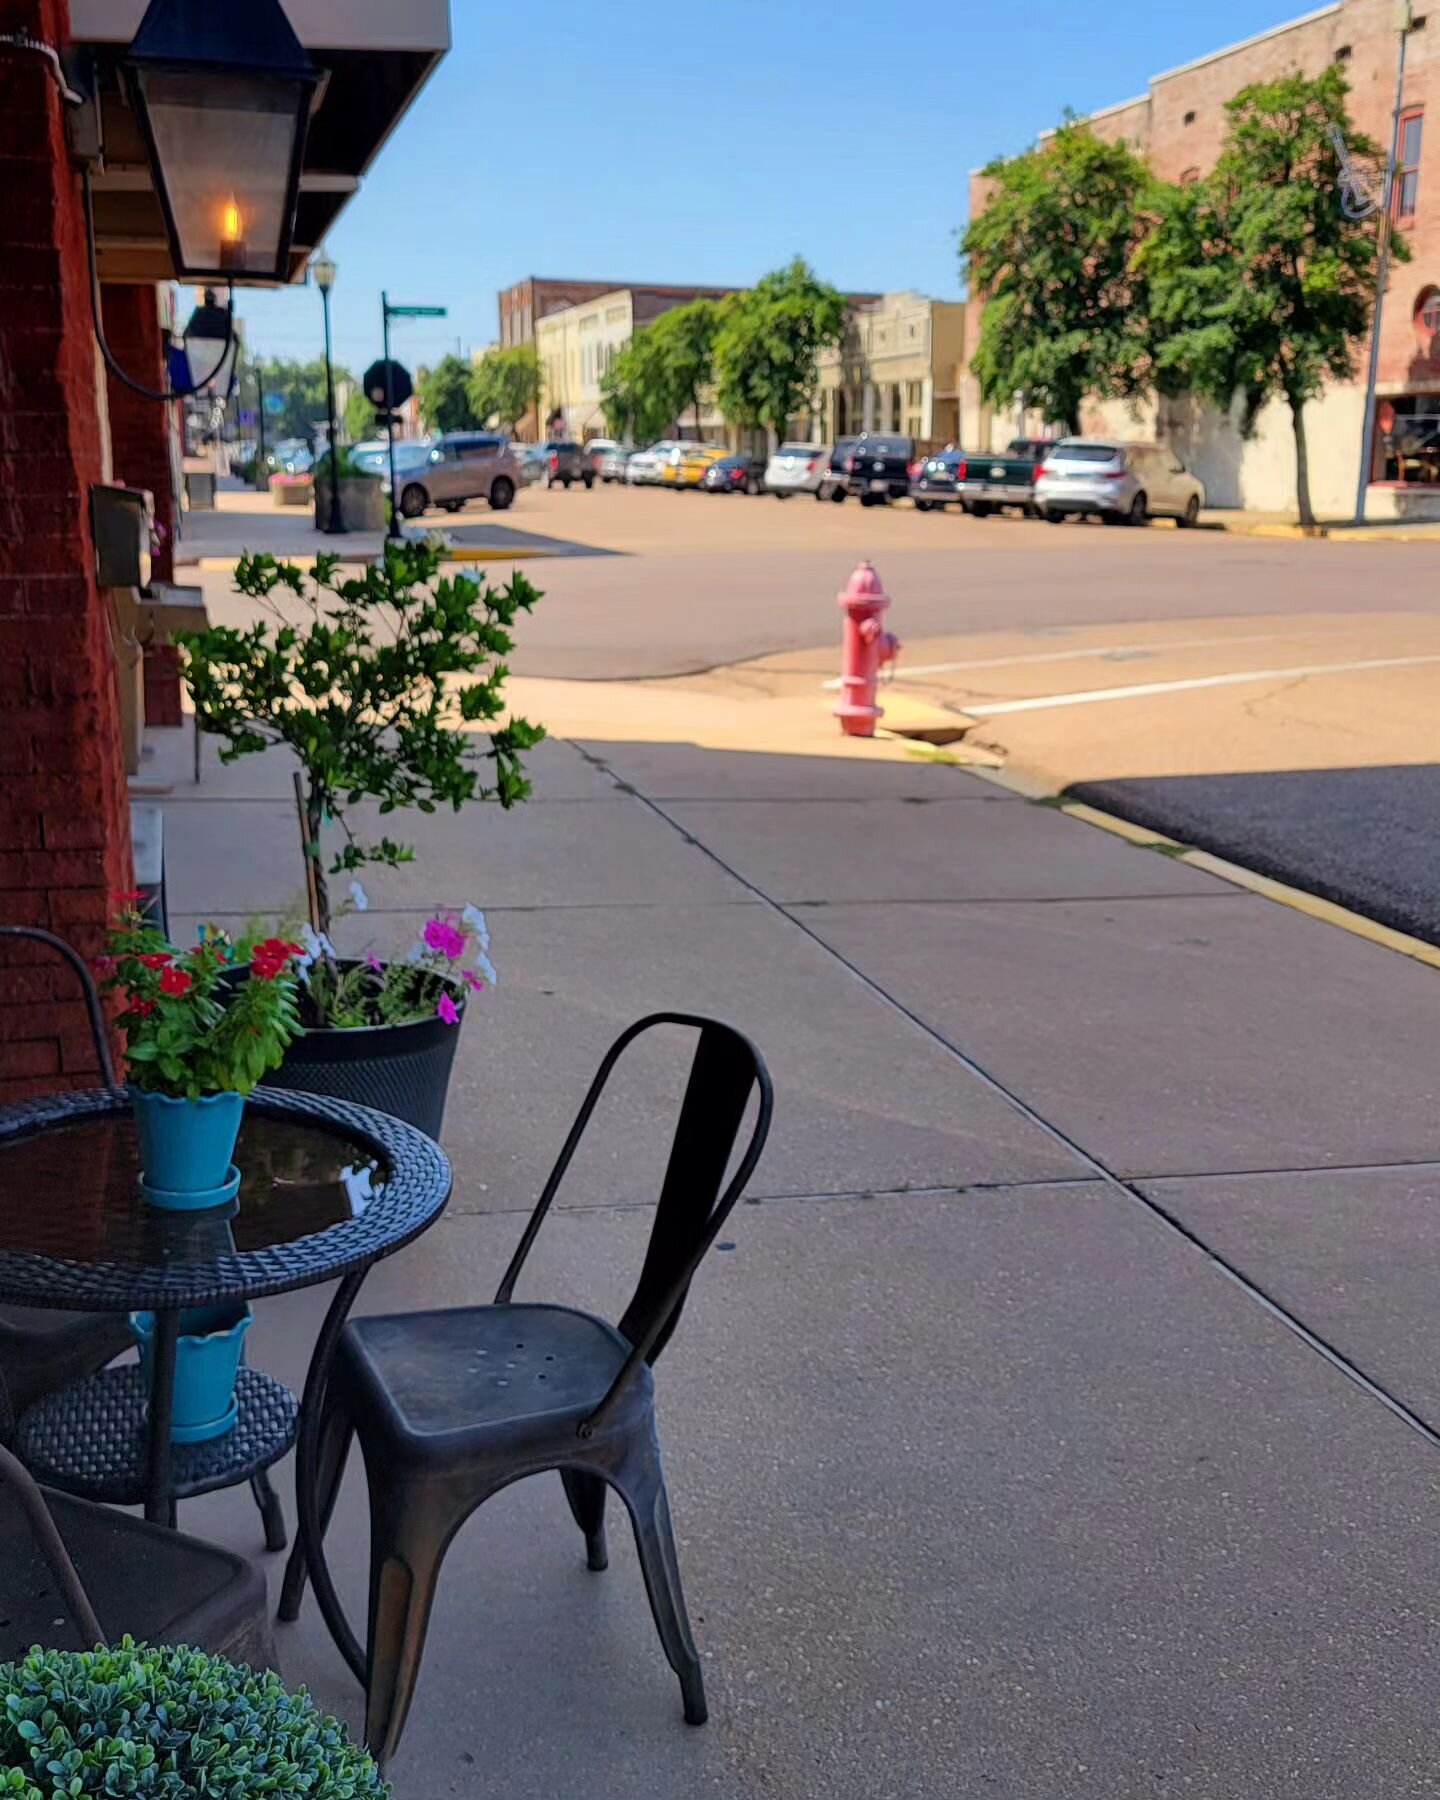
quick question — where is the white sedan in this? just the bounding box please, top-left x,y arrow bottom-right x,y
626,440 -> 685,485
764,442 -> 827,497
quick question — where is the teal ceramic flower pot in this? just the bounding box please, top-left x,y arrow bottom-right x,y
129,1088 -> 244,1197
130,1304 -> 251,1444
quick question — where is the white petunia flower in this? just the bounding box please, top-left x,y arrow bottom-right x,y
349,880 -> 370,913
476,950 -> 498,987
461,904 -> 490,950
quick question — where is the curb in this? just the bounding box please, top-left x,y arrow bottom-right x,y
181,547 -> 558,573
1206,518 -> 1440,543
965,763 -> 1440,974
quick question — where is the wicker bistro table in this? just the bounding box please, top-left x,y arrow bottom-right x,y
0,1087 -> 451,1674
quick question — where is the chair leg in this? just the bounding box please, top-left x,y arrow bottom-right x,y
560,1468 -> 608,1572
279,1397 -> 354,1622
251,1470 -> 287,1552
364,1483 -> 457,1771
617,1442 -> 707,1726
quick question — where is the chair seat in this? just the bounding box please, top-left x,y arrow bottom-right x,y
340,1303 -> 650,1456
0,1485 -> 271,1665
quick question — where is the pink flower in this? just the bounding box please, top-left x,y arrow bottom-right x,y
364,951 -> 384,974
460,969 -> 485,992
436,992 -> 460,1025
423,918 -> 466,960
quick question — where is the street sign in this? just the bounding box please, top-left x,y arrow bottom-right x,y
363,358 -> 413,408
263,391 -> 285,416
387,304 -> 447,318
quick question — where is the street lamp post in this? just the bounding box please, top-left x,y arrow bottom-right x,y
312,250 -> 345,535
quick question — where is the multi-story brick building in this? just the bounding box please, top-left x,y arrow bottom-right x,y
962,0 -> 1440,516
498,277 -> 737,439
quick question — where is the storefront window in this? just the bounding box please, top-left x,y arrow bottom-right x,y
1376,393 -> 1440,483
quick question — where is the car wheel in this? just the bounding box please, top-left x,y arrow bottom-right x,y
441,500 -> 465,514
970,501 -> 993,519
774,490 -> 790,499
746,476 -> 760,495
1102,510 -> 1126,526
399,483 -> 427,519
831,487 -> 846,503
1178,494 -> 1200,528
489,477 -> 515,511
1128,491 -> 1149,527
583,474 -> 595,489
1044,509 -> 1066,524
915,499 -> 933,512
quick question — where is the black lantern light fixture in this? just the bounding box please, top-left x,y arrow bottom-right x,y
122,0 -> 321,284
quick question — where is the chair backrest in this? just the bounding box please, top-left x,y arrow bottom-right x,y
0,925 -> 117,1088
494,1013 -> 773,1435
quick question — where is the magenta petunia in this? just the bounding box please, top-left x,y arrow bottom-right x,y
423,918 -> 466,960
364,951 -> 384,973
460,969 -> 485,992
436,992 -> 460,1025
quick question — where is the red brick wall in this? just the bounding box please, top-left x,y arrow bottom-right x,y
102,282 -> 183,725
0,0 -> 133,1098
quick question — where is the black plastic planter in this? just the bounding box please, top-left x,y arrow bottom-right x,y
258,967 -> 464,1141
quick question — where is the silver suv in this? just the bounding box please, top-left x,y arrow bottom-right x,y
1035,439 -> 1205,527
395,432 -> 520,517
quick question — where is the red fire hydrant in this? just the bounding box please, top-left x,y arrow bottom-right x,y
834,560 -> 900,737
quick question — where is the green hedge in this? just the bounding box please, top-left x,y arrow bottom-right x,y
0,1638 -> 388,1798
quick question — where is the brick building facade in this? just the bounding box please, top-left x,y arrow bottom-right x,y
962,0 -> 1440,516
0,0 -> 133,1098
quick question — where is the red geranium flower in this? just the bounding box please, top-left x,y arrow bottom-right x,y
250,937 -> 301,982
110,888 -> 144,904
159,966 -> 192,997
137,952 -> 172,969
130,998 -> 156,1017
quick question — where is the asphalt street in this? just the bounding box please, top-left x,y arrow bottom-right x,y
192,483 -> 1440,940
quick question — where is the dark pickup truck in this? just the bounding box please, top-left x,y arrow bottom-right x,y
842,432 -> 914,506
954,437 -> 1054,516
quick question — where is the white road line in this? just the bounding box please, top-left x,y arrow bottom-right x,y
817,628 -> 1363,691
965,653 -> 1440,716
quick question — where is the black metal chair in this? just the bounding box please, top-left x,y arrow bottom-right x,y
279,1012 -> 773,1768
0,927 -> 133,1443
0,1440 -> 275,1667
0,924 -> 284,1548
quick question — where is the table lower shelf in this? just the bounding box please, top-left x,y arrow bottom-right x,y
16,1366 -> 298,1505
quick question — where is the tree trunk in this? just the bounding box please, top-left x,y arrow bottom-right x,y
694,391 -> 702,440
1289,392 -> 1315,530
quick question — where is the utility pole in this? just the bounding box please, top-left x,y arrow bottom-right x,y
1353,0 -> 1413,525
255,362 -> 267,489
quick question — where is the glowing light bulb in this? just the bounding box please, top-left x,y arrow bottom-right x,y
220,198 -> 243,243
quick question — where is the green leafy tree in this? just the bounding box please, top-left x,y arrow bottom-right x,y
647,299 -> 719,437
253,356 -> 350,441
1140,67 -> 1397,526
416,353 -> 483,433
470,344 -> 541,432
962,120 -> 1158,434
713,258 -> 846,443
600,329 -> 676,443
343,387 -> 378,440
180,542 -> 545,937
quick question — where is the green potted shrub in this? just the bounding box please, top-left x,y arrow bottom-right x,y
99,903 -> 302,1206
0,1638 -> 388,1797
313,445 -> 386,532
178,541 -> 543,1137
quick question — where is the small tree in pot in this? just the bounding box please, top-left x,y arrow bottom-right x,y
178,541 -> 543,1134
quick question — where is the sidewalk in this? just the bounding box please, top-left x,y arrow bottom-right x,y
146,700 -> 1440,1799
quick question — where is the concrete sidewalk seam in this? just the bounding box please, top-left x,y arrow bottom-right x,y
590,744 -> 1440,1459
966,764 -> 1440,975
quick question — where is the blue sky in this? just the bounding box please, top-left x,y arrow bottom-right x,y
239,0 -> 1308,381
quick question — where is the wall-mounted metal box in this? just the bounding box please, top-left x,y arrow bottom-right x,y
90,483 -> 154,589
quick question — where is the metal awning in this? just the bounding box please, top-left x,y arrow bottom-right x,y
67,0 -> 449,283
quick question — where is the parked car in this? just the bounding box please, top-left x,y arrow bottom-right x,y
952,437 -> 1054,517
672,445 -> 727,488
394,431 -> 520,517
910,451 -> 969,511
702,453 -> 766,494
842,432 -> 914,504
1034,439 -> 1205,527
593,442 -> 637,482
266,438 -> 313,475
369,440 -> 437,485
539,441 -> 593,488
764,442 -> 826,497
626,440 -> 685,484
515,443 -> 549,486
815,439 -> 857,502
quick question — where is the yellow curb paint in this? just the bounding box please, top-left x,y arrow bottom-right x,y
1178,850 -> 1440,971
1058,802 -> 1177,847
971,759 -> 1440,972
